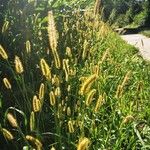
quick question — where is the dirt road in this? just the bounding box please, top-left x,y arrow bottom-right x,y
121,34 -> 150,60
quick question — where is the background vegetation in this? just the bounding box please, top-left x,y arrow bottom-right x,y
0,0 -> 150,150
101,0 -> 150,28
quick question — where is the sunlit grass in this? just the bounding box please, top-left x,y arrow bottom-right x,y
0,1 -> 150,150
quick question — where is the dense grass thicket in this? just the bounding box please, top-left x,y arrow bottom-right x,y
0,0 -> 150,149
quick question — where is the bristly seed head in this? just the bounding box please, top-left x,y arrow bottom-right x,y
68,120 -> 74,133
2,128 -> 14,140
0,45 -> 8,60
7,113 -> 18,128
122,115 -> 134,124
49,91 -> 56,106
26,135 -> 42,148
40,58 -> 51,80
94,95 -> 104,113
77,137 -> 90,150
32,95 -> 42,112
48,11 -> 58,51
14,55 -> 24,74
3,78 -> 12,89
79,74 -> 98,95
85,89 -> 96,106
39,83 -> 45,100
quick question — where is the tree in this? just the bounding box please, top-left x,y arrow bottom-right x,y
144,0 -> 150,26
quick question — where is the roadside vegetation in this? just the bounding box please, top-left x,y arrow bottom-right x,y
0,0 -> 150,149
102,0 -> 150,28
140,29 -> 150,37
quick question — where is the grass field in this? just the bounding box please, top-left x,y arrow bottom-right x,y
0,1 -> 150,150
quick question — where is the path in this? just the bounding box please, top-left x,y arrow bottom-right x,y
121,34 -> 150,60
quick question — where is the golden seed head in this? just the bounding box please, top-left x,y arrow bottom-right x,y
47,11 -> 61,69
66,47 -> 72,58
63,59 -> 69,73
50,146 -> 56,150
2,128 -> 14,140
54,87 -> 61,97
94,0 -> 101,16
121,71 -> 131,87
53,50 -> 61,69
57,103 -> 62,119
2,20 -> 9,33
26,135 -> 42,148
69,68 -> 76,76
48,11 -> 58,51
67,85 -> 71,92
94,95 -> 104,113
79,74 -> 98,95
40,58 -> 51,80
67,107 -> 71,116
99,49 -> 109,64
0,45 -> 8,59
68,120 -> 74,133
77,137 -> 90,150
63,105 -> 67,112
39,83 -> 45,100
122,115 -> 134,124
49,91 -> 56,106
14,55 -> 24,74
52,75 -> 60,87
7,113 -> 18,128
115,84 -> 123,99
30,111 -> 35,131
85,89 -> 96,106
26,40 -> 31,53
3,78 -> 12,89
82,40 -> 88,60
63,59 -> 69,81
32,95 -> 41,112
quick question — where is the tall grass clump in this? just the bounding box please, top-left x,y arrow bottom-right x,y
0,0 -> 150,149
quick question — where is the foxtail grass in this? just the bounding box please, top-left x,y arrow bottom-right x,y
0,45 -> 8,60
77,137 -> 90,150
7,113 -> 18,128
3,78 -> 12,89
1,128 -> 14,140
14,56 -> 24,74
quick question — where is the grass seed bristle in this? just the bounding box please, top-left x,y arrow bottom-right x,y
32,95 -> 41,112
80,74 -> 98,95
2,128 -> 14,140
0,45 -> 8,59
7,113 -> 18,128
3,78 -> 12,89
14,55 -> 24,74
77,137 -> 90,150
40,58 -> 51,80
85,89 -> 96,106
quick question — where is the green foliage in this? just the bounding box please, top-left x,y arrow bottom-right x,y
102,0 -> 149,27
133,10 -> 148,27
141,29 -> 150,37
